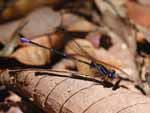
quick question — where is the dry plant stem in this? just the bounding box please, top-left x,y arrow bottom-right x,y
0,69 -> 150,113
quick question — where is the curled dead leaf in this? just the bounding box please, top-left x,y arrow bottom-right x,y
62,13 -> 98,32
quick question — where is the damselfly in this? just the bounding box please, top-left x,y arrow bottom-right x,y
20,37 -> 132,82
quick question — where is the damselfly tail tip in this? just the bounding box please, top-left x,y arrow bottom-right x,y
20,37 -> 30,43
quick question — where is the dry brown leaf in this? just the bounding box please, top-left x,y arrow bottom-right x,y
12,32 -> 63,65
12,36 -> 51,65
0,0 -> 63,21
127,1 -> 150,28
65,38 -> 95,57
0,7 -> 61,45
0,69 -> 150,113
65,38 -> 96,76
21,7 -> 61,38
62,13 -> 98,32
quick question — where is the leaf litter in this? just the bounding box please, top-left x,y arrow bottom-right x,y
0,0 -> 150,113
